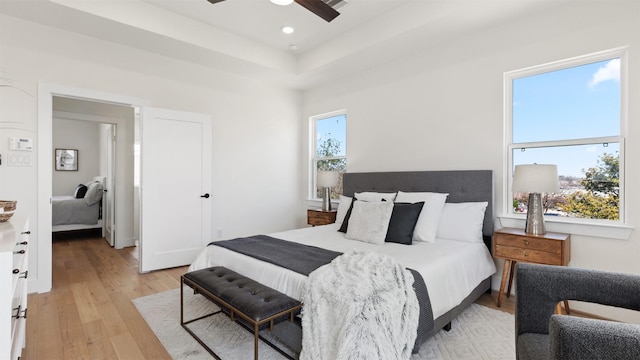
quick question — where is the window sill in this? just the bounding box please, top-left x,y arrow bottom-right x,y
498,215 -> 633,240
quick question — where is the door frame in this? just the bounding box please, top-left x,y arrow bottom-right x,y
36,83 -> 149,293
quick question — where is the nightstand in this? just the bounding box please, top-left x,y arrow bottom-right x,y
307,209 -> 337,226
493,227 -> 571,312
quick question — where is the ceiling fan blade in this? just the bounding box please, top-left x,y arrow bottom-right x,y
295,0 -> 340,22
206,0 -> 225,4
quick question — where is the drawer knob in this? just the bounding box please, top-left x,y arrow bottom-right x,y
524,240 -> 529,245
14,249 -> 26,255
12,268 -> 20,274
18,241 -> 28,245
20,270 -> 28,279
22,231 -> 31,235
524,252 -> 529,257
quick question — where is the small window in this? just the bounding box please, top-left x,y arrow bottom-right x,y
311,111 -> 347,199
506,48 -> 625,223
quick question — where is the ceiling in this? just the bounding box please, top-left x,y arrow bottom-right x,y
0,0 -> 567,89
143,0 -> 413,53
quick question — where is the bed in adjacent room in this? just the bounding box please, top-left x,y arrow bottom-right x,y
189,170 -> 496,355
52,176 -> 105,233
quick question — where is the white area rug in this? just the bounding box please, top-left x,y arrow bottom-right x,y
133,287 -> 515,360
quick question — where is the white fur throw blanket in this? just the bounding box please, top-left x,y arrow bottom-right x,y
300,250 -> 419,360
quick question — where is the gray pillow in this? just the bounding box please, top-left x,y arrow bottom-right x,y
84,181 -> 104,206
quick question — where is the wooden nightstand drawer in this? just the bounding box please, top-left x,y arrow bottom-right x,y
494,245 -> 564,265
495,233 -> 562,253
307,209 -> 337,226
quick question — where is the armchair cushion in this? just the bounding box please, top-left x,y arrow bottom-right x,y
550,315 -> 640,360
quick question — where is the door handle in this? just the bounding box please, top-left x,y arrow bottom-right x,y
200,193 -> 210,199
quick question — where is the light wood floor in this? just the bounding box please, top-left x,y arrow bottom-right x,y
22,233 -> 514,360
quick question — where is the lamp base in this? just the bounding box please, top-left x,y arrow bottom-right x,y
322,187 -> 332,211
525,192 -> 546,235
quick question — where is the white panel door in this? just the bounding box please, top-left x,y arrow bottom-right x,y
140,108 -> 212,272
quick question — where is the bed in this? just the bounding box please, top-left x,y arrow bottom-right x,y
52,176 -> 105,233
189,170 -> 496,355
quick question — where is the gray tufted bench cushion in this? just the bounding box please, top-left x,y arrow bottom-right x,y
181,266 -> 302,360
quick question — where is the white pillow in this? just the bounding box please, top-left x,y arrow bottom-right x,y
354,191 -> 397,202
84,181 -> 104,206
436,202 -> 488,243
335,195 -> 352,224
345,201 -> 394,245
394,191 -> 449,243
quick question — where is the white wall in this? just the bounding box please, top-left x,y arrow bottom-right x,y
0,14 -> 302,292
303,1 -> 640,322
52,118 -> 101,196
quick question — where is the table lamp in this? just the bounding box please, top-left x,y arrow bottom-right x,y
317,170 -> 339,211
512,164 -> 559,235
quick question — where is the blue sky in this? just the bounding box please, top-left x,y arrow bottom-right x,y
512,58 -> 620,177
316,114 -> 347,156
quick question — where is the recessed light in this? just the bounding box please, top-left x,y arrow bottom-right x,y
270,0 -> 294,5
281,26 -> 294,34
289,44 -> 299,51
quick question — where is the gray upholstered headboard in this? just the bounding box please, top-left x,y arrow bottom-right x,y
343,170 -> 494,249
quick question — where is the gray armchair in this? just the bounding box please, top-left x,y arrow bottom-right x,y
515,262 -> 640,360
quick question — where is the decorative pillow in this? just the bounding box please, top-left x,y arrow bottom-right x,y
336,195 -> 352,224
74,184 -> 88,199
84,181 -> 104,206
436,202 -> 488,243
345,201 -> 394,245
385,202 -> 425,245
394,191 -> 449,243
354,191 -> 397,202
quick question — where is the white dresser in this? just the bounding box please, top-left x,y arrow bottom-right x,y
0,215 -> 29,360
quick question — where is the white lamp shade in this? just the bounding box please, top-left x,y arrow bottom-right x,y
512,164 -> 559,193
317,170 -> 339,188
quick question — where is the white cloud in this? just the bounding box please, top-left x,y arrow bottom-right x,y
589,59 -> 620,88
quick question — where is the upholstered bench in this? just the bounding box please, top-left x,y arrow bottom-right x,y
180,266 -> 302,360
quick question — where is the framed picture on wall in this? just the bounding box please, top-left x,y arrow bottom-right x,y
55,149 -> 78,171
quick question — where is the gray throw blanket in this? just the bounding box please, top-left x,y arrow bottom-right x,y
210,235 -> 341,276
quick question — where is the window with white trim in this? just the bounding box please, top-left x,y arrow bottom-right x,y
311,111 -> 347,200
506,48 -> 626,224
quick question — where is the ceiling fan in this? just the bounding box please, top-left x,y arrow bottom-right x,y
206,0 -> 341,22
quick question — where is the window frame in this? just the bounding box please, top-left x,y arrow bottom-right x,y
501,47 -> 632,239
309,109 -> 347,201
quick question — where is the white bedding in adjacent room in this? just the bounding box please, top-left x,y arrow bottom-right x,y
189,223 -> 496,319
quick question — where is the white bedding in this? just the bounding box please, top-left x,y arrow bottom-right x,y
190,223 -> 496,319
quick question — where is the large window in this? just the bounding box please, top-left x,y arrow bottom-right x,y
311,111 -> 347,200
506,48 -> 626,224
